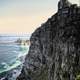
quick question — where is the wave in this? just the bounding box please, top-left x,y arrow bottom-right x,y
0,60 -> 21,74
0,45 -> 29,74
18,45 -> 29,58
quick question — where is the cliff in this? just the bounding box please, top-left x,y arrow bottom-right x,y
17,1 -> 80,80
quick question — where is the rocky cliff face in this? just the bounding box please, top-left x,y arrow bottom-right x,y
17,2 -> 80,80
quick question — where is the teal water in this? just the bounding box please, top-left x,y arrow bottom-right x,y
0,35 -> 30,79
0,43 -> 29,74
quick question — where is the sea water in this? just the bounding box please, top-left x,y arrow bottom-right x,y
0,35 -> 30,80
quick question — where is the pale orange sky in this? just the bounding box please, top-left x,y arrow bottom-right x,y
0,0 -> 79,34
0,10 -> 56,34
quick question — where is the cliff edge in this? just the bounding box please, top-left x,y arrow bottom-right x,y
17,1 -> 80,80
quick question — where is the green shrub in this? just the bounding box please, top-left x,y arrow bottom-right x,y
76,74 -> 80,80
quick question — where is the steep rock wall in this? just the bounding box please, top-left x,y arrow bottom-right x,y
17,4 -> 80,80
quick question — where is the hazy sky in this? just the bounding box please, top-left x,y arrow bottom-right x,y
0,0 -> 79,34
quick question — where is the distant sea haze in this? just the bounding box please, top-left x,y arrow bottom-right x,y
0,34 -> 31,43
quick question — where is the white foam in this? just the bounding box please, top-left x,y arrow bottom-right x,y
0,45 -> 29,74
0,61 -> 21,74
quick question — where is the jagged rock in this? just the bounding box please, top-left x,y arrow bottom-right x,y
58,0 -> 71,10
17,1 -> 80,80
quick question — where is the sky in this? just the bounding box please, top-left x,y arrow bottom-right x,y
0,0 -> 79,34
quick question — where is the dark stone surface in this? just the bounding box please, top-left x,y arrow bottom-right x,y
17,1 -> 80,80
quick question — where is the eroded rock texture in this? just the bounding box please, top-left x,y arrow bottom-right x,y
17,2 -> 80,80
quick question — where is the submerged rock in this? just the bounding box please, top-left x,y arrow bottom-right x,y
17,0 -> 80,80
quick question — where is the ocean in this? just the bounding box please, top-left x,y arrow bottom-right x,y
0,34 -> 30,80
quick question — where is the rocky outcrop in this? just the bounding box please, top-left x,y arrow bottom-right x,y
17,1 -> 80,80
